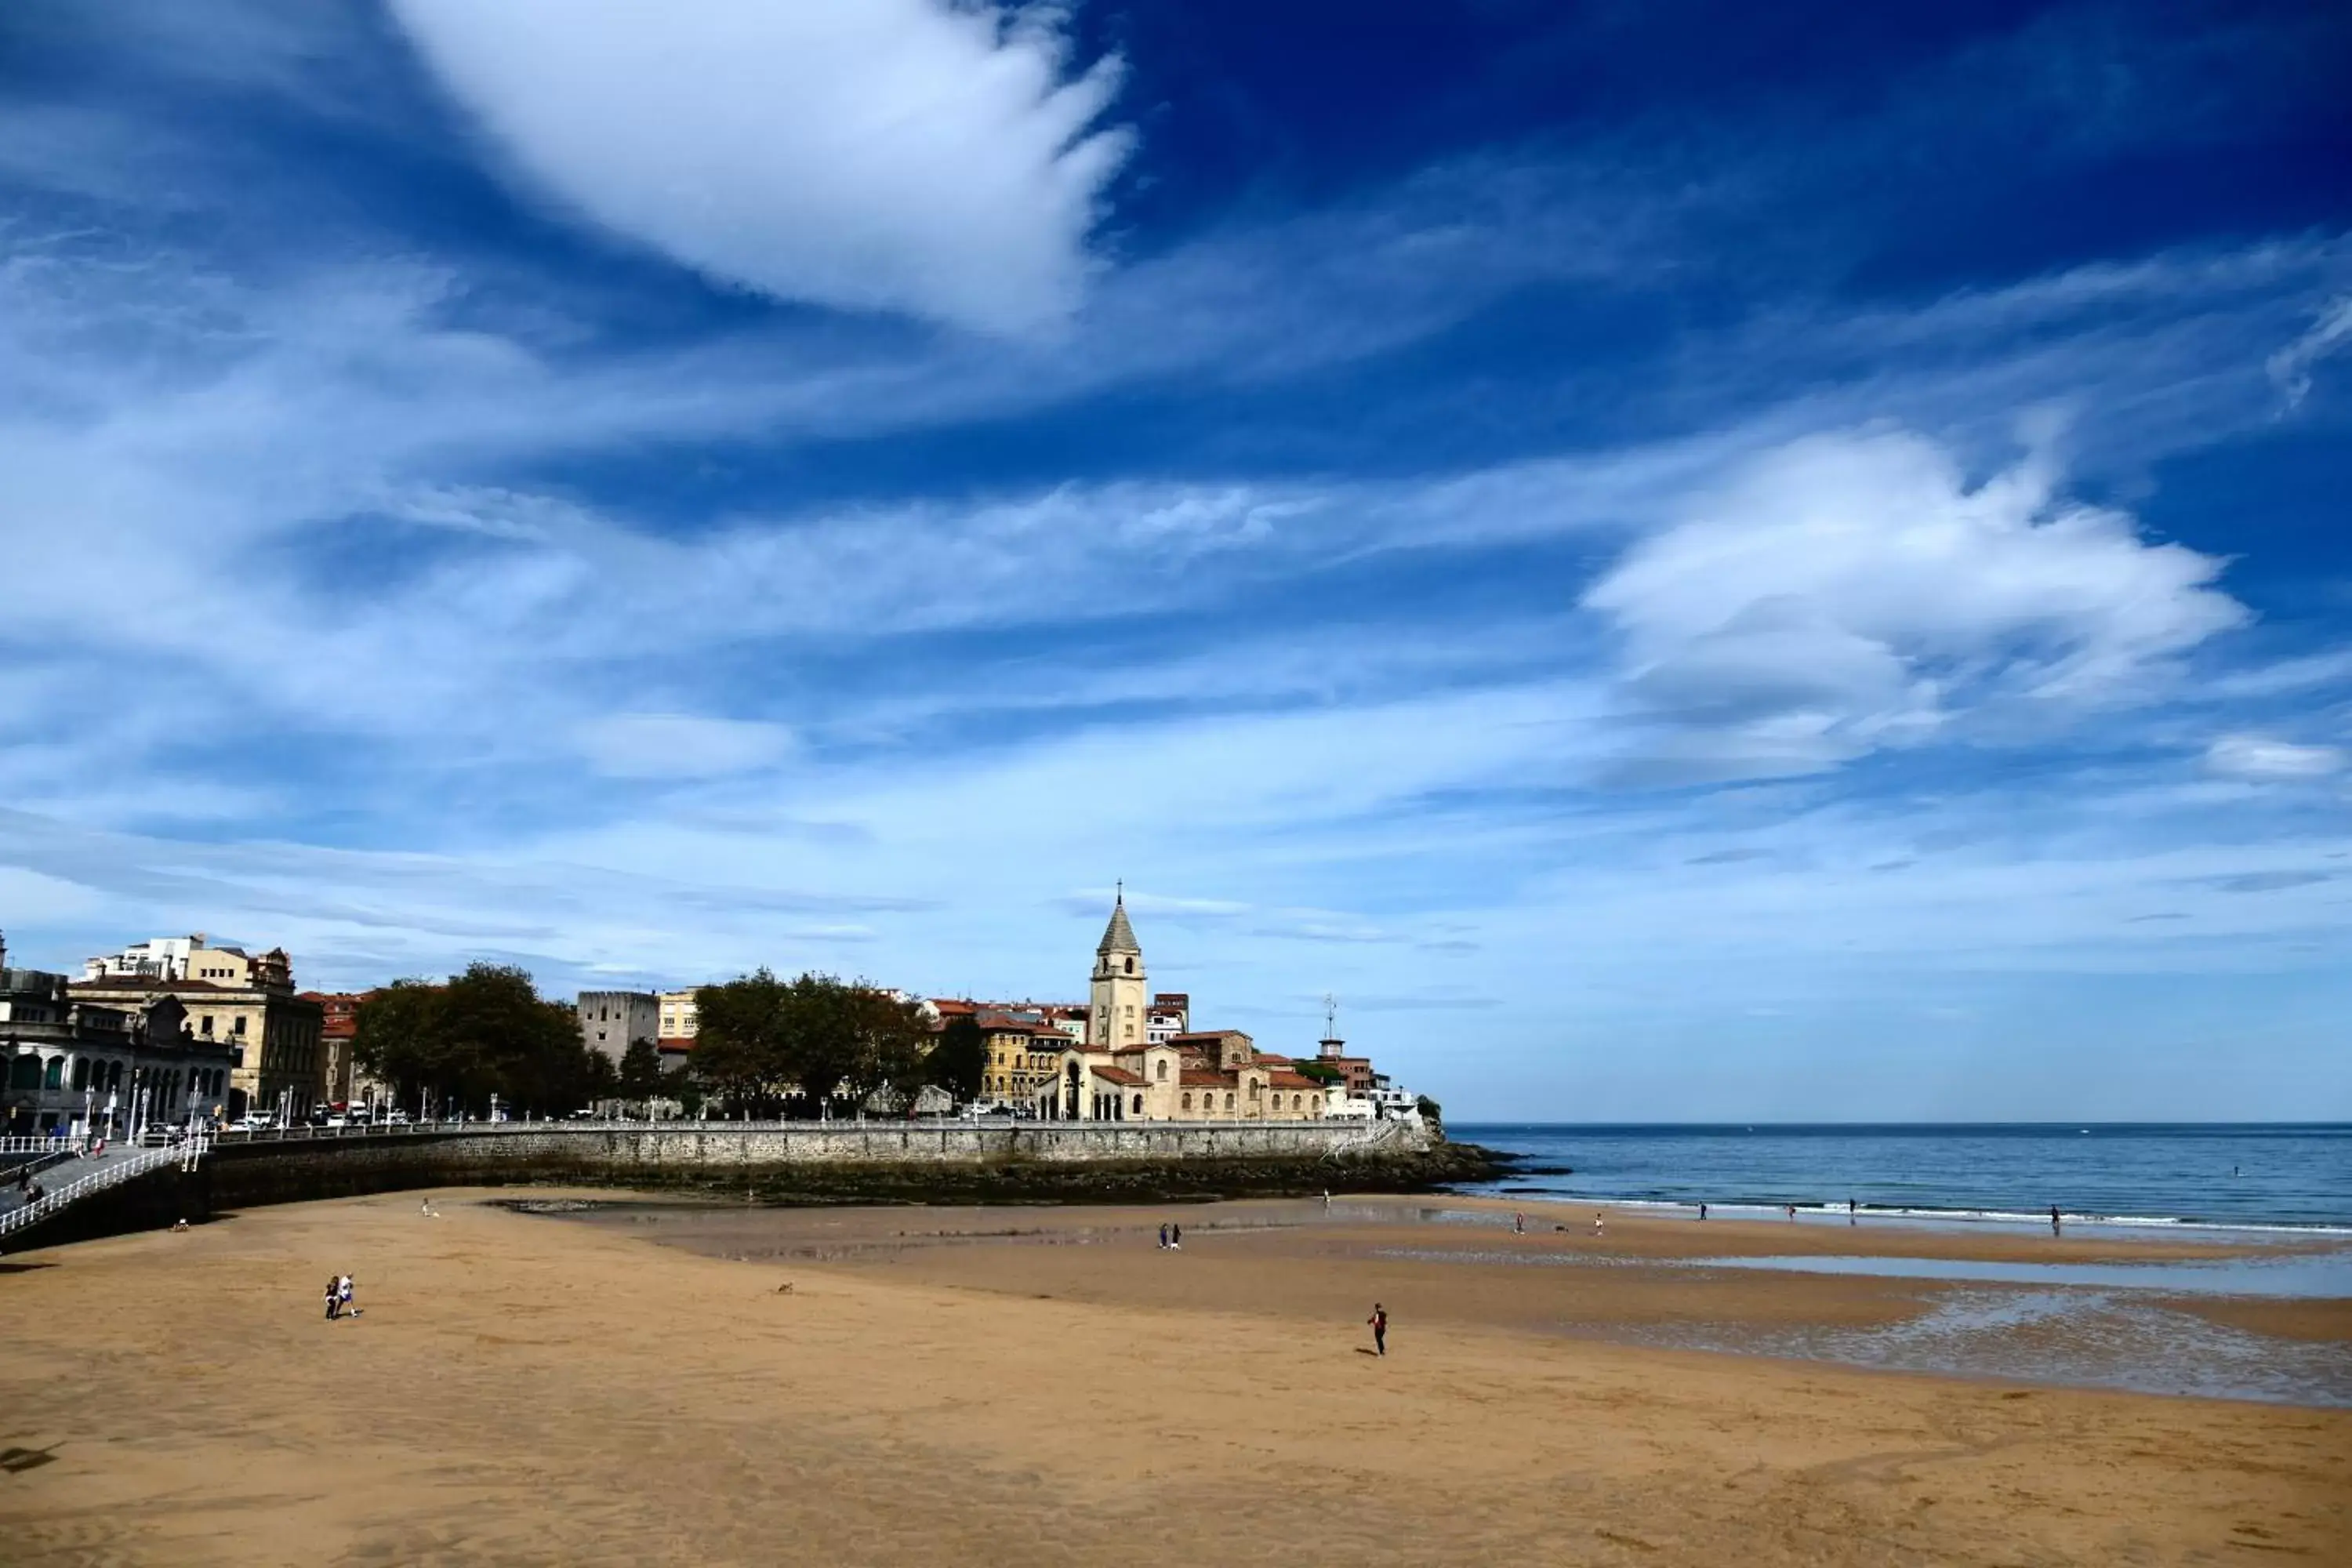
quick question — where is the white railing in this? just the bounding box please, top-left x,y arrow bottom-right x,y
0,1136 -> 80,1157
209,1116 -> 1363,1142
0,1136 -> 206,1243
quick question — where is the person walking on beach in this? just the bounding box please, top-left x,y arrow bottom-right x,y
1786,1204 -> 1798,1221
1367,1302 -> 1388,1356
324,1277 -> 340,1321
2050,1205 -> 2062,1236
1157,1222 -> 1169,1250
1513,1212 -> 1525,1235
1592,1212 -> 1605,1237
1697,1202 -> 1708,1221
1170,1221 -> 1181,1251
339,1275 -> 357,1316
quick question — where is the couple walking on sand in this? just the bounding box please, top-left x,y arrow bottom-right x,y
322,1274 -> 359,1321
1156,1221 -> 1183,1250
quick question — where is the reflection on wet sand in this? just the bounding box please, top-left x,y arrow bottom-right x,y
539,1192 -> 2352,1406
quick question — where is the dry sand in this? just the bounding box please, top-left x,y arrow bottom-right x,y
2,1190 -> 2347,1566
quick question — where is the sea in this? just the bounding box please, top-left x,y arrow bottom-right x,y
1450,1123 -> 2352,1234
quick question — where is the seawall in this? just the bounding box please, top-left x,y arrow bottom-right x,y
8,1121 -> 1508,1250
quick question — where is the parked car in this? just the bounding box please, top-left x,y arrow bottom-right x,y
383,1109 -> 411,1125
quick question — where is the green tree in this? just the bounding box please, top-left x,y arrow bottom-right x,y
927,1012 -> 985,1103
352,964 -> 601,1119
851,986 -> 935,1115
617,1036 -> 663,1102
353,979 -> 447,1110
691,970 -> 791,1115
688,971 -> 935,1118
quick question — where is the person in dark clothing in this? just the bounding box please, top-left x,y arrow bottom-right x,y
1157,1222 -> 1168,1250
324,1278 -> 340,1321
1367,1303 -> 1388,1356
2050,1205 -> 2062,1236
1170,1221 -> 1181,1251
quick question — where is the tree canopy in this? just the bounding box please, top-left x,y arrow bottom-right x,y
688,971 -> 937,1117
354,963 -> 608,1117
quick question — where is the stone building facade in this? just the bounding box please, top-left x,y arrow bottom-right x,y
578,990 -> 660,1068
4,936 -> 239,1134
71,956 -> 327,1123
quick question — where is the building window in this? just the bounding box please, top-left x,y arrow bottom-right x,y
201,1015 -> 213,1036
1225,1092 -> 1234,1110
1156,1060 -> 1167,1081
45,1057 -> 64,1090
1123,957 -> 1133,975
234,1015 -> 247,1035
1132,1094 -> 1144,1114
72,1057 -> 90,1091
1180,1093 -> 1192,1110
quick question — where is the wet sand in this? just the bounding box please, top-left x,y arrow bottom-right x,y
2,1190 -> 2347,1566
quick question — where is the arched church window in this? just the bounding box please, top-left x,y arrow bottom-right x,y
1224,1092 -> 1234,1110
45,1056 -> 65,1090
1181,1093 -> 1192,1110
1132,1094 -> 1144,1115
1123,957 -> 1133,975
1156,1060 -> 1167,1081
72,1057 -> 90,1091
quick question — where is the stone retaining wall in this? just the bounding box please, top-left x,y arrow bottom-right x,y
7,1120 -> 1497,1252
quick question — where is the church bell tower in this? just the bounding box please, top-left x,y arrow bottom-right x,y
1089,887 -> 1147,1049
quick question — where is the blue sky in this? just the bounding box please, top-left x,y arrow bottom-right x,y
2,0 -> 2348,1120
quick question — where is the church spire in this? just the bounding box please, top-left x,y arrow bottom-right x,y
1097,885 -> 1140,956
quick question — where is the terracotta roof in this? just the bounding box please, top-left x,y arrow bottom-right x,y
1093,1065 -> 1145,1086
1180,1069 -> 1238,1088
1266,1071 -> 1321,1090
1152,992 -> 1189,1004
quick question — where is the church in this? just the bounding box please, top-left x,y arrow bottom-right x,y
1004,892 -> 1330,1123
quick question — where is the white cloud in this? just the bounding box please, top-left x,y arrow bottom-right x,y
389,0 -> 1131,335
2205,734 -> 2346,781
576,713 -> 797,780
2267,295 -> 2352,411
1581,427 -> 2249,783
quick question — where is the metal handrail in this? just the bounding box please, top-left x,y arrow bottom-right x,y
0,1135 -> 79,1156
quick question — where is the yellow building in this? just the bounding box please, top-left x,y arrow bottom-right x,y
658,989 -> 700,1041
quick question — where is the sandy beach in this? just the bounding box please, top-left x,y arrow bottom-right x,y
3,1191 -> 2347,1566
